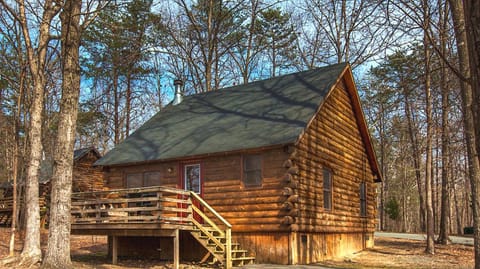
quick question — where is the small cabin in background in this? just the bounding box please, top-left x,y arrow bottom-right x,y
84,63 -> 381,265
41,147 -> 104,226
0,147 -> 103,227
40,147 -> 104,194
72,147 -> 104,192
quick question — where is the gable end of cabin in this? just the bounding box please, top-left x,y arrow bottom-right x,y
283,75 -> 377,264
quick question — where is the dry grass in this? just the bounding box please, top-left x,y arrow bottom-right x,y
0,228 -> 475,268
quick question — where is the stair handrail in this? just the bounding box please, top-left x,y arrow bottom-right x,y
189,191 -> 231,228
189,191 -> 232,269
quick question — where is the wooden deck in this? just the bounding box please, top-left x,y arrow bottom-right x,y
70,186 -> 253,269
71,186 -> 195,234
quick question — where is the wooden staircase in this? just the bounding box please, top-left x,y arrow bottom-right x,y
189,192 -> 255,268
70,187 -> 255,269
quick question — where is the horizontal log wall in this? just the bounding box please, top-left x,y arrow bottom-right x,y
104,148 -> 291,232
202,149 -> 290,232
292,78 -> 377,233
73,152 -> 104,192
105,160 -> 179,190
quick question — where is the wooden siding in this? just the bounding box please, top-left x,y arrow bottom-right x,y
289,78 -> 377,234
73,152 -> 104,192
233,232 -> 289,264
105,161 -> 178,189
291,232 -> 375,264
104,148 -> 291,233
203,149 -> 290,232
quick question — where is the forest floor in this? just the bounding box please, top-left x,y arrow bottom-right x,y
0,228 -> 474,269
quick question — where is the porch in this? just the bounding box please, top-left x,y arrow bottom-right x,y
71,186 -> 254,269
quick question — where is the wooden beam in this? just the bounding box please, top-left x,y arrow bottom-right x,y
173,229 -> 179,269
225,228 -> 232,269
289,232 -> 298,265
112,236 -> 118,265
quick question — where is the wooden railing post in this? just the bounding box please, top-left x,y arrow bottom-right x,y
225,227 -> 232,269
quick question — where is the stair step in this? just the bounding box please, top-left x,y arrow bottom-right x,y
199,235 -> 225,241
232,256 -> 255,261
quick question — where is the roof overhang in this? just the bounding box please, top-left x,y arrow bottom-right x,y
340,65 -> 382,182
96,143 -> 293,168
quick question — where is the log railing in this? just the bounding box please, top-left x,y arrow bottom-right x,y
71,186 -> 192,225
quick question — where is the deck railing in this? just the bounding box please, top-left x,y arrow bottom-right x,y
0,198 -> 14,212
71,186 -> 192,225
71,186 -> 235,268
190,191 -> 232,268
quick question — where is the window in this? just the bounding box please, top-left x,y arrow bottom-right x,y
144,172 -> 161,187
360,182 -> 367,217
323,168 -> 332,210
126,171 -> 161,188
184,164 -> 201,194
126,173 -> 143,188
243,155 -> 262,187
126,171 -> 161,207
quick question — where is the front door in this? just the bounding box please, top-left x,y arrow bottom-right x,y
183,163 -> 202,195
180,163 -> 203,222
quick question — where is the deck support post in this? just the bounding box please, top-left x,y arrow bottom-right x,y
173,229 -> 179,269
225,228 -> 232,269
112,236 -> 118,265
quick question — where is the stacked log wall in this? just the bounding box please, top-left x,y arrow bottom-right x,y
103,149 -> 292,263
103,148 -> 291,233
73,152 -> 105,191
200,148 -> 291,232
105,160 -> 178,189
292,78 -> 377,234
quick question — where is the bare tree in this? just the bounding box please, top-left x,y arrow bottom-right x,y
296,0 -> 394,68
41,1 -> 82,268
0,0 -> 60,265
448,0 -> 480,266
438,0 -> 451,245
423,0 -> 435,255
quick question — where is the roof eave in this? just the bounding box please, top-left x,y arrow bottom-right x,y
341,65 -> 383,183
96,143 -> 295,168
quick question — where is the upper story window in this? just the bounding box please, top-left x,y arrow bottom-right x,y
323,168 -> 332,210
360,182 -> 367,217
243,154 -> 262,187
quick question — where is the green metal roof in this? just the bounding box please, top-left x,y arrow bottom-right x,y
96,63 -> 348,166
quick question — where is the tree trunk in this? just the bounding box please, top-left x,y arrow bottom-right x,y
8,0 -> 61,263
403,90 -> 426,232
438,0 -> 451,244
423,0 -> 435,254
463,0 -> 480,267
113,68 -> 120,145
41,1 -> 82,268
450,0 -> 480,266
126,73 -> 131,137
10,53 -> 26,256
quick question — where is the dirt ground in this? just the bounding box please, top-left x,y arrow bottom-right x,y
0,228 -> 474,268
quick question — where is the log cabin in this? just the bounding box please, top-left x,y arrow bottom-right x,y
0,147 -> 103,227
75,62 -> 381,267
72,147 -> 104,192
